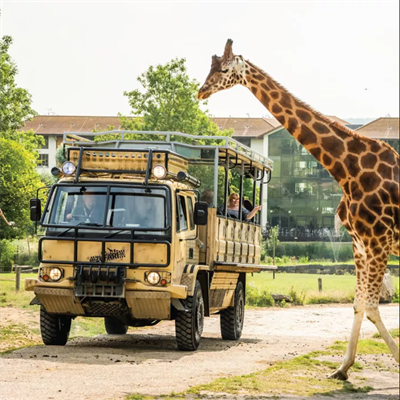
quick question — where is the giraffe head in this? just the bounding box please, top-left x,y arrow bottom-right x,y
198,39 -> 245,100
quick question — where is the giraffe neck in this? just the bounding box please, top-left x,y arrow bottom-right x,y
242,60 -> 359,185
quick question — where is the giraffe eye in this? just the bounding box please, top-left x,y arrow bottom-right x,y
220,69 -> 229,74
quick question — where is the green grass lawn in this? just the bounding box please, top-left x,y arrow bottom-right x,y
249,272 -> 357,292
265,260 -> 400,266
247,272 -> 400,305
0,272 -> 38,309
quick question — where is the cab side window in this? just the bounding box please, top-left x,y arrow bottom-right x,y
187,197 -> 195,230
177,195 -> 188,232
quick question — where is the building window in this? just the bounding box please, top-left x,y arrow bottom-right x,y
40,136 -> 49,149
236,137 -> 251,147
38,154 -> 49,167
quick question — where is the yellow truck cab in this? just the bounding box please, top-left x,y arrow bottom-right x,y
26,130 -> 275,350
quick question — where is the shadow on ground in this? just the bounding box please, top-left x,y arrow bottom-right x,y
1,333 -> 261,365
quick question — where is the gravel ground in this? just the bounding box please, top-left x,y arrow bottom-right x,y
1,304 -> 399,400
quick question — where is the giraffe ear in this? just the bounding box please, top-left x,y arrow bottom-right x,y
223,39 -> 234,61
211,55 -> 221,68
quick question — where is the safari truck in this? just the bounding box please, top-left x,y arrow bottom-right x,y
26,130 -> 276,350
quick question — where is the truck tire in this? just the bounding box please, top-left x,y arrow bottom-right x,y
40,306 -> 71,346
104,317 -> 128,334
220,280 -> 245,340
175,280 -> 204,351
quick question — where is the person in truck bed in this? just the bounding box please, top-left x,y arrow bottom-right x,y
226,193 -> 261,221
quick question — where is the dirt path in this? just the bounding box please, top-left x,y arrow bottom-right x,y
1,304 -> 399,400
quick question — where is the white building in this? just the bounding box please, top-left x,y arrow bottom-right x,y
22,115 -> 353,224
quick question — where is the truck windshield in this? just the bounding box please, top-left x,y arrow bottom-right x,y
45,185 -> 169,234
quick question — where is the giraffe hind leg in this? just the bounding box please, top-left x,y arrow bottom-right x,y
366,305 -> 399,363
365,263 -> 399,363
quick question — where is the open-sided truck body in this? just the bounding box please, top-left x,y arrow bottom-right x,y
26,131 -> 275,350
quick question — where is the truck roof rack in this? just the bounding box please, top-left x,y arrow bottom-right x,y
63,130 -> 274,172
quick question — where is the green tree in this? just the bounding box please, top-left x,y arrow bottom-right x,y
0,36 -> 43,240
0,131 -> 44,239
55,145 -> 68,166
120,58 -> 231,139
264,225 -> 280,264
112,58 -> 232,202
0,36 -> 37,133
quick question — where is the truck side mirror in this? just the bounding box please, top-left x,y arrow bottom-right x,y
30,198 -> 42,222
194,201 -> 208,226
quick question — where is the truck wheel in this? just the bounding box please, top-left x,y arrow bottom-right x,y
175,280 -> 204,351
104,317 -> 128,334
220,281 -> 245,340
40,306 -> 71,346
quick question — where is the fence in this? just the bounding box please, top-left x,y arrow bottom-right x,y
277,264 -> 399,276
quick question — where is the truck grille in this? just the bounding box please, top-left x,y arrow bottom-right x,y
84,301 -> 126,316
73,265 -> 125,298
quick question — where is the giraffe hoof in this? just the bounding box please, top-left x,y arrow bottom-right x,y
328,369 -> 348,381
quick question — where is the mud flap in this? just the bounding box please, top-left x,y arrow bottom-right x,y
172,298 -> 189,312
29,296 -> 42,306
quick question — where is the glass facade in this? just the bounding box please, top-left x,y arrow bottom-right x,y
267,129 -> 343,241
266,129 -> 399,241
386,140 -> 399,153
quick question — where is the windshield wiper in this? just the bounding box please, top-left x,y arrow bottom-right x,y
76,222 -> 103,227
56,227 -> 73,237
105,229 -> 130,239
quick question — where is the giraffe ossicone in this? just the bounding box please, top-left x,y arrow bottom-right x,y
198,39 -> 400,380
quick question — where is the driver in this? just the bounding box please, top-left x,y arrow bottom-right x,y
66,191 -> 101,223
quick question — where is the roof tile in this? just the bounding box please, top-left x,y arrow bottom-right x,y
355,117 -> 399,140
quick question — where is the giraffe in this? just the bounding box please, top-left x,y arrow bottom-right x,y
198,39 -> 399,380
0,208 -> 15,227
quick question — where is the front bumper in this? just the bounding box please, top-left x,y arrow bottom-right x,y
25,279 -> 187,320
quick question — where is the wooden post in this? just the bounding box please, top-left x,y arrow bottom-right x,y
272,234 -> 276,265
318,277 -> 322,292
15,266 -> 21,292
273,270 -> 276,280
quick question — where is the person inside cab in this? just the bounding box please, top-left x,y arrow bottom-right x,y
66,191 -> 102,224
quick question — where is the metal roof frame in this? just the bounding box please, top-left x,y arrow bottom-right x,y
62,130 -> 274,171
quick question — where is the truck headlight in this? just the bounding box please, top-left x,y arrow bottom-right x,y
146,271 -> 160,285
49,268 -> 62,281
62,161 -> 76,175
152,165 -> 166,179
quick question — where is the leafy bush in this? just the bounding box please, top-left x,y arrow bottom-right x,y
246,284 -> 275,307
264,256 -> 273,265
261,249 -> 267,262
393,286 -> 399,304
289,286 -> 306,305
279,299 -> 289,308
266,241 -> 354,262
17,251 -> 39,267
307,292 -> 354,304
0,240 -> 17,272
281,255 -> 291,265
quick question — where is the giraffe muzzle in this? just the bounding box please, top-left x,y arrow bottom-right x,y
197,88 -> 211,100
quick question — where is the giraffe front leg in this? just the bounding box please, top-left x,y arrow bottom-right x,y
328,296 -> 365,380
329,240 -> 367,380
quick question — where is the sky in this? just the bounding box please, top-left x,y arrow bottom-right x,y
2,0 -> 399,121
